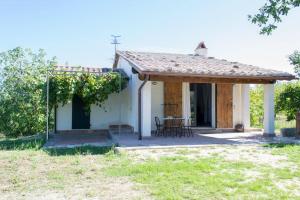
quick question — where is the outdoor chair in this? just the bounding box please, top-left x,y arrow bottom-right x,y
182,118 -> 193,137
155,117 -> 165,137
171,117 -> 184,137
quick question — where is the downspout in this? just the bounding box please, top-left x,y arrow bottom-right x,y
138,75 -> 149,140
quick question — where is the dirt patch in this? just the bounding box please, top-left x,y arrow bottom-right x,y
274,178 -> 300,197
0,151 -> 152,200
122,145 -> 294,169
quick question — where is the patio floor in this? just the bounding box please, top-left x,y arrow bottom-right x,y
44,130 -> 114,148
43,130 -> 300,149
112,131 -> 300,149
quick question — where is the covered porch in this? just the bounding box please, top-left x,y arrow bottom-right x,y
114,48 -> 294,140
139,76 -> 277,139
46,43 -> 295,146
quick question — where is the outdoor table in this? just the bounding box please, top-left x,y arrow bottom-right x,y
161,117 -> 185,134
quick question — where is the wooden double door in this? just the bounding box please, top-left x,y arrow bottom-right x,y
163,82 -> 233,128
216,84 -> 233,128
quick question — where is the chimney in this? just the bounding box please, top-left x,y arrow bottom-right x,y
194,41 -> 207,56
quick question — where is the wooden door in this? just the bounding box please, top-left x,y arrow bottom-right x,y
164,82 -> 182,117
216,84 -> 233,128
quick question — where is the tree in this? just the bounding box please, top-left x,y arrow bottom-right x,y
250,0 -> 300,124
276,82 -> 300,120
289,51 -> 300,77
249,0 -> 300,35
250,86 -> 264,127
0,47 -> 56,137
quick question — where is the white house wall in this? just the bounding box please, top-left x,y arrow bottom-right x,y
56,102 -> 72,130
232,84 -> 250,128
116,57 -> 142,132
56,89 -> 130,131
141,81 -> 152,137
182,82 -> 191,126
241,84 -> 250,128
233,84 -> 243,126
151,81 -> 164,130
90,89 -> 130,129
56,57 -> 133,131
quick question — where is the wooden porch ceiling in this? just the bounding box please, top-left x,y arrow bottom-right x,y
139,74 -> 278,84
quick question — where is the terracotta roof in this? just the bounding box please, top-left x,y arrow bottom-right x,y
116,51 -> 295,80
53,66 -> 129,78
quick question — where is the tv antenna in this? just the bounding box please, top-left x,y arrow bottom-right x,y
111,35 -> 121,53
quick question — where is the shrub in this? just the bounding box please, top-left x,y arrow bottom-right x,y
0,47 -> 56,137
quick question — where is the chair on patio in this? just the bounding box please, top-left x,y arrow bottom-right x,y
182,118 -> 193,137
155,117 -> 165,137
171,117 -> 184,137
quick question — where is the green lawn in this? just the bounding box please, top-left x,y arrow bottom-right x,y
0,135 -> 300,199
107,145 -> 300,200
251,114 -> 296,134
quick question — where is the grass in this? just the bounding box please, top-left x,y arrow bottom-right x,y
0,135 -> 300,199
252,114 -> 296,134
0,134 -> 46,150
44,146 -> 114,156
0,136 -> 121,199
266,143 -> 300,166
275,115 -> 296,133
106,155 -> 300,199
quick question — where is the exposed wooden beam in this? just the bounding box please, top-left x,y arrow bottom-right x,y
146,75 -> 276,84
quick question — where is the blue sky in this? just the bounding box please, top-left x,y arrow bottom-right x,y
0,0 -> 299,73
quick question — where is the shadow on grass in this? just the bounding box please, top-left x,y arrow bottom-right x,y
0,135 -> 46,150
44,146 -> 114,156
264,143 -> 300,148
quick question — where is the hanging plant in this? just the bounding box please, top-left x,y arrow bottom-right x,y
49,71 -> 128,111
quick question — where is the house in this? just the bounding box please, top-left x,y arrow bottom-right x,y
55,42 -> 295,139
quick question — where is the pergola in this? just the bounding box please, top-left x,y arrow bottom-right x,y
45,66 -> 126,140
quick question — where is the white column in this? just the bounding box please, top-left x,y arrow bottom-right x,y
242,84 -> 250,129
263,84 -> 275,136
211,83 -> 216,128
141,81 -> 152,137
182,82 -> 191,125
233,84 -> 242,127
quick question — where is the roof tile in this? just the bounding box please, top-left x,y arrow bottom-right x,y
117,51 -> 294,80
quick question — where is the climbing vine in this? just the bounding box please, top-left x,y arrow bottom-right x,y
49,72 -> 128,111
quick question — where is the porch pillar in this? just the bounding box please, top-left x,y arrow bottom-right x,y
182,82 -> 191,125
263,84 -> 275,137
141,81 -> 152,137
242,84 -> 250,129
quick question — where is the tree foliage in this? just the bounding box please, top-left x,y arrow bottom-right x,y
275,81 -> 300,120
0,47 -> 128,137
289,51 -> 300,77
249,0 -> 300,35
250,83 -> 295,127
250,85 -> 264,127
49,72 -> 128,112
0,47 -> 56,137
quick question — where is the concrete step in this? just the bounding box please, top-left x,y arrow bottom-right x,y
109,124 -> 134,134
192,128 -> 223,134
56,129 -> 107,134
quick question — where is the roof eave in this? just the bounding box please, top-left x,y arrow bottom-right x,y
116,51 -> 296,81
139,71 -> 296,81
